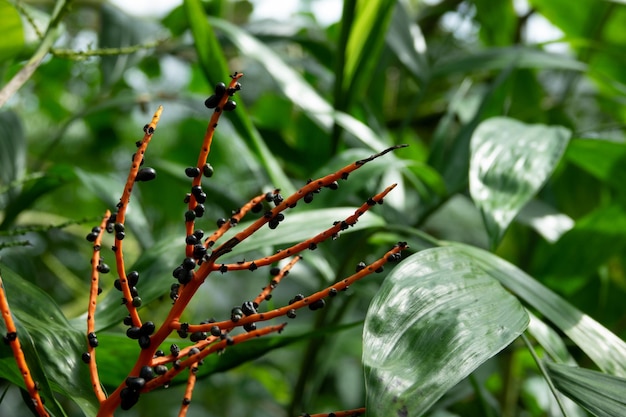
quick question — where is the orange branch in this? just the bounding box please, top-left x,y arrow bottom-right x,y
143,323 -> 286,392
0,273 -> 49,417
180,242 -> 407,334
212,184 -> 397,272
253,255 -> 302,307
208,145 -> 407,262
86,210 -> 111,404
114,105 -> 163,328
177,367 -> 198,417
185,73 -> 244,257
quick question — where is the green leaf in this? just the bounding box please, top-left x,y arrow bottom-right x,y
433,47 -> 587,78
473,0 -> 516,46
342,0 -> 395,102
527,312 -> 577,365
99,3 -> 158,87
0,0 -> 24,62
363,247 -> 529,417
451,243 -> 626,377
547,362 -> 626,417
0,264 -> 99,416
565,138 -> 626,190
469,117 -> 571,248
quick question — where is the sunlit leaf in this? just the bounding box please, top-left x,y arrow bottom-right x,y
469,117 -> 571,248
208,17 -> 391,153
547,362 -> 626,417
363,247 -> 528,417
0,0 -> 24,62
452,243 -> 626,377
516,200 -> 574,243
342,0 -> 395,102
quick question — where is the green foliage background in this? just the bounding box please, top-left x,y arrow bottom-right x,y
1,0 -> 626,416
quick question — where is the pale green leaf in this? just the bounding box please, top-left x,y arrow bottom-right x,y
363,247 -> 528,417
469,117 -> 571,248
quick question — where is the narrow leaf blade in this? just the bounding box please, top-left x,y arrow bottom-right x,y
363,247 -> 529,417
452,243 -> 626,377
547,362 -> 626,417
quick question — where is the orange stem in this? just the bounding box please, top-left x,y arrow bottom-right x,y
0,273 -> 49,417
178,242 -> 407,334
86,210 -> 111,403
115,105 -> 163,328
211,184 -> 397,272
253,255 -> 302,307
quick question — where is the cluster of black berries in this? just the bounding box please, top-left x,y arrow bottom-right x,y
204,80 -> 240,111
172,254 -> 198,286
120,365 -> 154,410
112,270 -> 141,306
125,320 -> 155,350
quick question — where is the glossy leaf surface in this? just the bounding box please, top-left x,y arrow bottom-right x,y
363,247 -> 528,417
469,117 -> 571,248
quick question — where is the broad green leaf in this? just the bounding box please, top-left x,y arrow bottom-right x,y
469,117 -> 571,248
473,0 -> 516,46
0,264 -> 99,416
0,0 -> 24,62
452,243 -> 626,377
547,362 -> 626,417
565,138 -> 626,190
78,207 -> 385,331
183,0 -> 294,195
99,4 -> 159,87
363,248 -> 529,417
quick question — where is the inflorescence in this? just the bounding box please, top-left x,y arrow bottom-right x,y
1,72 -> 407,417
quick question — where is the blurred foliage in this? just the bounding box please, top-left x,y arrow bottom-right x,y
1,0 -> 626,416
